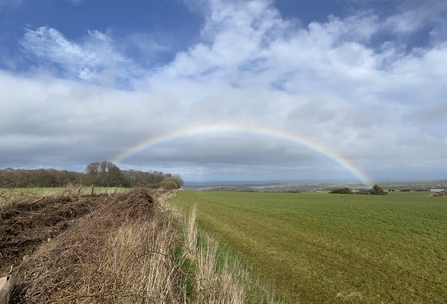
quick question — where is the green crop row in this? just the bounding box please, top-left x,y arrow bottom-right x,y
169,191 -> 447,303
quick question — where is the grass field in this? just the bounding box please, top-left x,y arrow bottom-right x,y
8,186 -> 130,196
169,191 -> 447,303
0,187 -> 130,209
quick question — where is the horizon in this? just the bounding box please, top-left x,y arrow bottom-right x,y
2,165 -> 446,188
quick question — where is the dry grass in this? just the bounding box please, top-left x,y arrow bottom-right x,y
0,188 -> 40,211
2,188 -> 275,303
184,206 -> 246,304
11,188 -> 178,303
173,203 -> 279,304
195,238 -> 246,304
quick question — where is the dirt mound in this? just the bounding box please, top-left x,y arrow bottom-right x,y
108,188 -> 155,219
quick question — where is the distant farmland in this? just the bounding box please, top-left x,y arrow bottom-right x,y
169,191 -> 447,303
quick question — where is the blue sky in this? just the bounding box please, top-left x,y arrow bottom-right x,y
1,0 -> 446,184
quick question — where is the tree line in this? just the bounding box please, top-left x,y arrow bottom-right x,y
0,161 -> 184,189
330,184 -> 388,195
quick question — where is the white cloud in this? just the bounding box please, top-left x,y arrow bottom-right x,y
67,0 -> 83,5
383,0 -> 447,35
2,0 -> 447,181
20,27 -> 145,87
0,0 -> 22,10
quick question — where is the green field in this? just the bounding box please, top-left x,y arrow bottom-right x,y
169,191 -> 447,303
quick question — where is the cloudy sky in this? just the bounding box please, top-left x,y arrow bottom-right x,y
1,0 -> 446,184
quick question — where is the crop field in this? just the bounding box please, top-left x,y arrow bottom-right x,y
169,191 -> 447,303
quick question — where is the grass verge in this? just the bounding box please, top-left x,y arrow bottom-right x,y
1,187 -> 278,303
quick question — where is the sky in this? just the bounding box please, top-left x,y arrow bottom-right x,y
0,0 -> 446,185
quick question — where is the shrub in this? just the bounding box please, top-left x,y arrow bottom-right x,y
161,175 -> 184,189
160,180 -> 178,190
371,185 -> 388,195
355,189 -> 371,195
287,189 -> 302,193
330,188 -> 352,194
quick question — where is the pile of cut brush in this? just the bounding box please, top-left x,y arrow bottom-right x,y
0,188 -> 180,303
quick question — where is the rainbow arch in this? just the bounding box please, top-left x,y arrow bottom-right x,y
112,123 -> 372,187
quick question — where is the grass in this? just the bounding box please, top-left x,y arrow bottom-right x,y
0,187 -> 129,210
180,205 -> 280,303
9,186 -> 129,196
169,191 -> 447,303
0,188 -> 40,210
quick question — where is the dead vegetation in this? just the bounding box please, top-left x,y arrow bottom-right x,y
0,187 -> 277,303
0,192 -> 99,271
1,188 -> 178,303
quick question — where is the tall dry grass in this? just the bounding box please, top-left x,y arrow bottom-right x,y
183,205 -> 245,303
170,202 -> 280,304
0,188 -> 39,210
12,189 -> 181,303
8,188 -> 279,303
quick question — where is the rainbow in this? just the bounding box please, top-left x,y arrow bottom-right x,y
112,123 -> 372,187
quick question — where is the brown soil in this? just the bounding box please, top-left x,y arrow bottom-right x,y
0,188 -> 168,303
